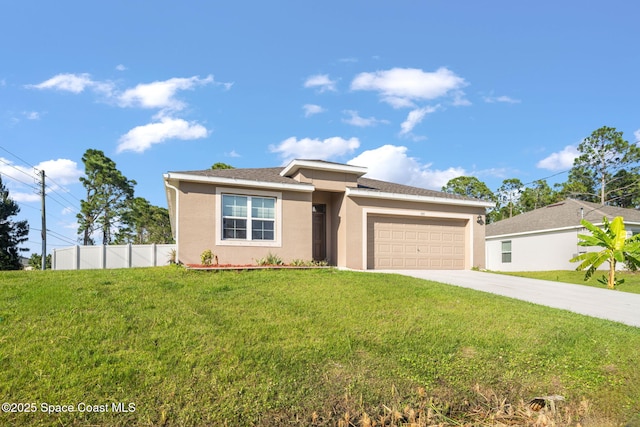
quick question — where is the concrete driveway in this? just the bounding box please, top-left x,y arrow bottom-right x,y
376,269 -> 640,328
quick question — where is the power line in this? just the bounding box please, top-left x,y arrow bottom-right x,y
0,144 -> 38,170
45,177 -> 83,203
0,168 -> 40,192
0,157 -> 39,182
30,227 -> 77,246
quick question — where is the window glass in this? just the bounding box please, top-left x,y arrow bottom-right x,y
501,241 -> 512,263
223,195 -> 247,217
223,218 -> 247,239
221,194 -> 275,241
252,220 -> 274,240
252,197 -> 275,219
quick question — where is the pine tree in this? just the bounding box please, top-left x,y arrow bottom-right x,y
0,176 -> 29,270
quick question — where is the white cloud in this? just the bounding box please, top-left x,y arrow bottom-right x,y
27,73 -> 114,96
303,104 -> 325,117
634,129 -> 640,142
115,64 -> 127,71
28,73 -> 95,93
342,110 -> 389,127
484,95 -> 521,104
351,67 -> 467,108
303,74 -> 337,92
348,145 -> 466,190
35,158 -> 83,186
117,116 -> 209,153
269,136 -> 360,164
118,75 -> 214,111
0,157 -> 81,187
536,145 -> 579,171
399,106 -> 438,135
0,157 -> 82,202
24,111 -> 40,120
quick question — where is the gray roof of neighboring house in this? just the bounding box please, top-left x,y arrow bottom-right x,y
486,198 -> 640,237
168,165 -> 487,203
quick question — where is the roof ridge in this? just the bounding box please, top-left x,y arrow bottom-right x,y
571,198 -> 616,219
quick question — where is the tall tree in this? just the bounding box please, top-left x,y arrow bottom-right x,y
554,166 -> 598,203
495,178 -> 524,219
606,169 -> 640,208
77,149 -> 136,245
115,197 -> 173,244
211,162 -> 234,170
441,176 -> 496,201
572,126 -> 640,205
0,176 -> 29,270
520,180 -> 559,212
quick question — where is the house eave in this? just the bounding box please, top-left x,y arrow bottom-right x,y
163,172 -> 315,192
346,187 -> 495,208
280,159 -> 368,178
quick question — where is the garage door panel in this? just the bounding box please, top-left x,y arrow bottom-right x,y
368,215 -> 466,270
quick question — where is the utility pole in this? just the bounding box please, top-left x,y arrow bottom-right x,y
40,169 -> 46,270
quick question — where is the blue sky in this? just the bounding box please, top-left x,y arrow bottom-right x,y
1,1 -> 639,255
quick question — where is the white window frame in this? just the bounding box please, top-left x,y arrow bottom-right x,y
501,240 -> 512,263
215,187 -> 282,247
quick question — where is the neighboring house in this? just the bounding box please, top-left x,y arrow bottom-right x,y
163,159 -> 493,270
485,198 -> 640,271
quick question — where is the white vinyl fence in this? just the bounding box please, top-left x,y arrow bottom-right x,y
52,244 -> 176,270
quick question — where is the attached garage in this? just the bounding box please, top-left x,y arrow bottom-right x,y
367,215 -> 467,270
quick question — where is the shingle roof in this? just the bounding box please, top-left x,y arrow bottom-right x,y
169,164 -> 488,203
356,177 -> 482,202
486,199 -> 640,237
172,167 -> 305,185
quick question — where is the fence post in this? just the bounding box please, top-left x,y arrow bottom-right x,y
75,245 -> 80,270
152,243 -> 157,267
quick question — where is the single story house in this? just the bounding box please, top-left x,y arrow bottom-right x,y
163,159 -> 493,270
485,198 -> 640,271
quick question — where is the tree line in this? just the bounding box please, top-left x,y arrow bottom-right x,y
442,126 -> 640,223
77,149 -> 173,246
1,126 -> 638,269
0,149 -> 173,270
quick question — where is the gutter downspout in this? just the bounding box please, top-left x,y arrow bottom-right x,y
164,176 -> 180,264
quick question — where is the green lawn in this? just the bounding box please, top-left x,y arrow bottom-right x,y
498,270 -> 640,294
1,267 -> 639,426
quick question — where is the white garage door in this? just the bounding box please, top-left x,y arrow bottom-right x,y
368,216 -> 467,270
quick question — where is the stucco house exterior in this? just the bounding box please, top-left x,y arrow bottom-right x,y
164,159 -> 493,270
485,198 -> 640,271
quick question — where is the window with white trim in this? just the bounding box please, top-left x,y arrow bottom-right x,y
222,194 -> 275,241
501,240 -> 512,263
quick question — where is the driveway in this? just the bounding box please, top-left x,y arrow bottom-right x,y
376,269 -> 640,328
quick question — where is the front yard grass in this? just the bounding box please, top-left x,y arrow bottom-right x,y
499,270 -> 640,294
1,267 -> 639,426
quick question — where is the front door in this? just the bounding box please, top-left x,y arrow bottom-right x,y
312,204 -> 326,261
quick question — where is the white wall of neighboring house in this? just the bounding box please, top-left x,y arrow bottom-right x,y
486,228 -> 582,271
486,225 -> 640,272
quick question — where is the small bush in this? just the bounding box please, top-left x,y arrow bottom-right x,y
256,252 -> 284,266
201,249 -> 214,266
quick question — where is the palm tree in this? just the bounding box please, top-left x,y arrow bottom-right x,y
570,216 -> 640,289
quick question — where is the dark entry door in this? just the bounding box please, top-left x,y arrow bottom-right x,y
312,204 -> 326,261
